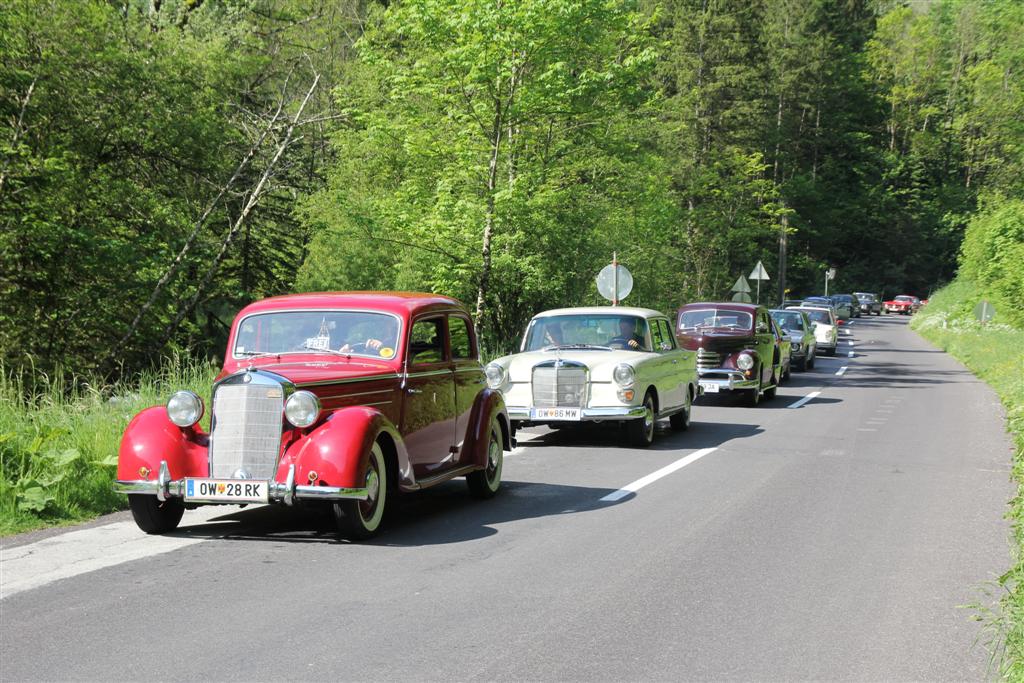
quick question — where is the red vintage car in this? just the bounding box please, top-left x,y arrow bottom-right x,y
115,292 -> 511,540
883,294 -> 921,315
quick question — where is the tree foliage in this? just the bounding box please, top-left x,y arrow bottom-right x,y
1,0 -> 1022,371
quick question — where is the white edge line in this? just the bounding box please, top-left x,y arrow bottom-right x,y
787,390 -> 822,409
836,366 -> 848,376
847,351 -> 855,357
599,448 -> 717,502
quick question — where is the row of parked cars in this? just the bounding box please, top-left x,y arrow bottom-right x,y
112,289 -> 898,540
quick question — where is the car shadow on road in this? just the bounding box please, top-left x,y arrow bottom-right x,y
514,419 -> 764,451
159,479 -> 634,546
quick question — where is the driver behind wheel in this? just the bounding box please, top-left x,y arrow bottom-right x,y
608,318 -> 646,350
338,316 -> 399,357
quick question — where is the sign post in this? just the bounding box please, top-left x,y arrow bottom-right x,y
748,261 -> 770,304
596,253 -> 633,306
730,275 -> 752,303
824,267 -> 836,296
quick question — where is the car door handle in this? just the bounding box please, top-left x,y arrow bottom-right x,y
407,387 -> 423,394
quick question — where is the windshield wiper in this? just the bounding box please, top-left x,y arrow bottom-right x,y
236,350 -> 280,358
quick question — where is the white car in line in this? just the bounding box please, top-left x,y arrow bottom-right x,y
787,305 -> 838,356
485,307 -> 700,447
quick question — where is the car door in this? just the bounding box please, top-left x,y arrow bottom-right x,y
448,314 -> 485,463
401,316 -> 458,473
754,310 -> 775,386
651,317 -> 686,411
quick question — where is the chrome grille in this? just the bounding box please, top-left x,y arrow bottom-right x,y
209,384 -> 284,479
697,348 -> 721,370
532,363 -> 587,408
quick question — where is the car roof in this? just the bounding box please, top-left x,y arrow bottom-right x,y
790,305 -> 834,315
679,302 -> 762,312
532,306 -> 668,319
235,291 -> 466,319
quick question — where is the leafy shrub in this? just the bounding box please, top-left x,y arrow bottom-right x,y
0,356 -> 218,536
960,198 -> 1024,329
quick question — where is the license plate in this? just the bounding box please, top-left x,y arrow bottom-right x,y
185,478 -> 269,503
699,381 -> 720,394
530,407 -> 581,421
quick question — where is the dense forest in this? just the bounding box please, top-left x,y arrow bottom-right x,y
1,0 -> 1021,377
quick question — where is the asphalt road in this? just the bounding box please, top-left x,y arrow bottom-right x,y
0,315 -> 1014,681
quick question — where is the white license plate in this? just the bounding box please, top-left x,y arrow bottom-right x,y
530,407 -> 581,421
185,478 -> 269,503
699,381 -> 720,394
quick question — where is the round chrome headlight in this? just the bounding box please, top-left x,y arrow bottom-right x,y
166,390 -> 204,428
736,352 -> 755,371
285,390 -> 321,428
612,363 -> 636,387
485,363 -> 507,389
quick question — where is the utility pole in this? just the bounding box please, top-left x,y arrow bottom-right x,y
777,211 -> 788,306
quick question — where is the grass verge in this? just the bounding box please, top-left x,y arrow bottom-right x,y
912,279 -> 1024,678
0,356 -> 218,536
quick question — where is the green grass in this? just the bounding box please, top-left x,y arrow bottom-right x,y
912,279 -> 1024,679
0,356 -> 219,536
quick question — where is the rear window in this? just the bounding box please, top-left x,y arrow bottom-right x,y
803,309 -> 831,324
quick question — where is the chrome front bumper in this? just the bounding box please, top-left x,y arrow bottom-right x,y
506,405 -> 648,421
696,369 -> 758,391
113,461 -> 368,506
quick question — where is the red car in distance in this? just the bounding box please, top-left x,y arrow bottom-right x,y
884,294 -> 921,315
115,292 -> 511,540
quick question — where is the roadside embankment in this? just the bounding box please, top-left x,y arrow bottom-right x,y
0,358 -> 218,536
913,279 -> 1024,678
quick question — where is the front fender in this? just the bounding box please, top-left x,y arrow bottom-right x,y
460,388 -> 510,470
117,406 -> 208,481
278,406 -> 412,490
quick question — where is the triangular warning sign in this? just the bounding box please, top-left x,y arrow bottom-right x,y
731,275 -> 751,293
749,260 -> 770,280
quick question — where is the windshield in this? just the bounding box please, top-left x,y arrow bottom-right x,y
895,295 -> 914,302
678,309 -> 753,332
233,310 -> 401,359
770,311 -> 804,331
523,314 -> 651,352
802,309 -> 832,324
854,293 -> 876,302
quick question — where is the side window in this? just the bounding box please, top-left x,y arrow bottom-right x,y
659,320 -> 676,349
448,316 -> 475,361
651,319 -> 665,350
409,318 -> 446,365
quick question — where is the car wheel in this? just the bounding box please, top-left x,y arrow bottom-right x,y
128,494 -> 184,534
764,370 -> 778,400
807,352 -> 815,369
626,391 -> 656,447
782,361 -> 791,381
826,346 -> 836,356
796,356 -> 806,372
747,380 -> 761,407
467,423 -> 503,498
333,441 -> 389,540
669,403 -> 690,431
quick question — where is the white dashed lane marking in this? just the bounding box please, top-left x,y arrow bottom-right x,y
600,448 -> 718,502
788,391 -> 821,409
836,366 -> 848,376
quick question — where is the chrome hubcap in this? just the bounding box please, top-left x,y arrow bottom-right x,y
365,468 -> 380,503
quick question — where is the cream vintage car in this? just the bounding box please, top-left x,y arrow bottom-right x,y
485,307 -> 699,447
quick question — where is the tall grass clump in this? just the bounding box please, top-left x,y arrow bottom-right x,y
913,280 -> 1024,678
0,356 -> 219,536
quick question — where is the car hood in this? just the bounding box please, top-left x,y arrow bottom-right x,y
495,349 -> 656,382
218,359 -> 399,386
677,330 -> 753,353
